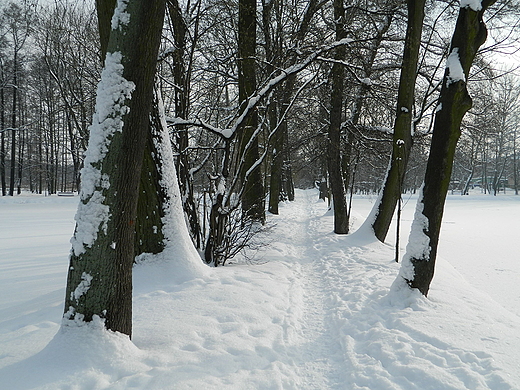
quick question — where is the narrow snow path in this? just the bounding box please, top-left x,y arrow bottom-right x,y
272,190 -> 514,389
273,190 -> 346,388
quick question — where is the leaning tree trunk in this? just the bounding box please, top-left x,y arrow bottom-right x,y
371,0 -> 426,242
398,0 -> 495,296
63,0 -> 165,337
327,0 -> 349,234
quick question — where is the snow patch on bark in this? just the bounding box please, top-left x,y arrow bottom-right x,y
71,272 -> 93,301
460,0 -> 482,11
111,0 -> 131,30
446,48 -> 466,85
393,185 -> 431,289
70,52 -> 135,257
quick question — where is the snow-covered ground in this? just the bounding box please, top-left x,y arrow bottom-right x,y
0,189 -> 519,389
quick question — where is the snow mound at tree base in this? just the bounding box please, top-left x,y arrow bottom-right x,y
0,317 -> 148,390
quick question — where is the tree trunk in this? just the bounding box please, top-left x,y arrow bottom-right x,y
372,0 -> 425,242
268,99 -> 283,214
9,52 -> 17,196
327,0 -> 349,234
95,0 -> 117,62
514,128 -> 518,195
399,0 -> 495,296
63,0 -> 165,337
237,0 -> 264,222
134,101 -> 166,257
1,85 -> 5,196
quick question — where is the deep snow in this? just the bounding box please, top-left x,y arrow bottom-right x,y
0,189 -> 519,389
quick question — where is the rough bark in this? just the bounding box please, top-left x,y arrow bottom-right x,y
237,0 -> 264,222
135,102 -> 167,257
372,0 -> 425,242
327,0 -> 349,234
63,0 -> 165,336
404,0 -> 495,296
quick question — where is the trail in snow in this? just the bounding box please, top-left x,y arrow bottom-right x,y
273,190 -> 345,388
272,190 -> 514,389
0,190 -> 518,389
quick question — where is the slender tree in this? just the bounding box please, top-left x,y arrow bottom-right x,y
166,0 -> 202,247
371,0 -> 426,243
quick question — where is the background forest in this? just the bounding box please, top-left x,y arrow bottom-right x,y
0,0 -> 518,256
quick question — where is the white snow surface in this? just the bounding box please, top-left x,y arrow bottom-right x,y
1,189 -> 519,389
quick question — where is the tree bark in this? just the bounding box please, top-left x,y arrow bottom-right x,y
237,0 -> 265,222
9,51 -> 17,196
401,0 -> 495,296
135,101 -> 167,257
1,84 -> 5,196
63,0 -> 165,337
372,0 -> 425,242
327,0 -> 349,234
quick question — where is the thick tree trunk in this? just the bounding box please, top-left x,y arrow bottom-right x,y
63,0 -> 165,337
237,0 -> 264,222
400,0 -> 495,296
372,0 -> 425,242
327,0 -> 349,234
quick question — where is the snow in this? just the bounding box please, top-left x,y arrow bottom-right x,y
71,272 -> 93,301
446,48 -> 466,85
397,186 -> 431,284
460,0 -> 482,11
137,89 -> 209,283
1,189 -> 520,389
111,0 -> 131,30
